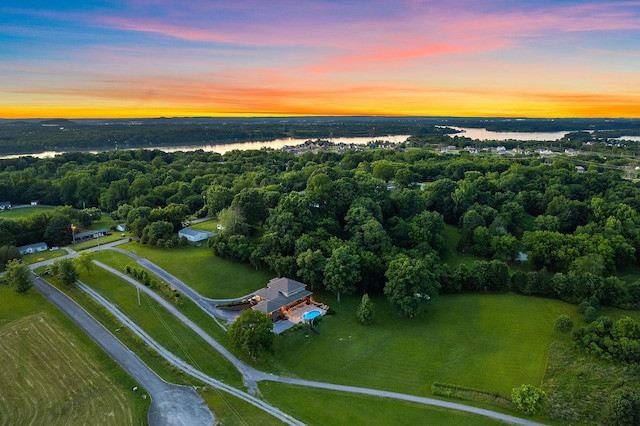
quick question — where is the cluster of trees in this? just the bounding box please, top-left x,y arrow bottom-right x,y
574,315 -> 640,364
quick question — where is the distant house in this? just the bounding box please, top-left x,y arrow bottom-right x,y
0,201 -> 11,211
74,228 -> 109,242
251,277 -> 313,321
116,223 -> 126,232
575,165 -> 585,173
178,227 -> 209,242
30,201 -> 39,206
18,242 -> 48,255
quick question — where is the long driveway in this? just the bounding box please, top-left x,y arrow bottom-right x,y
32,275 -> 214,426
96,251 -> 547,426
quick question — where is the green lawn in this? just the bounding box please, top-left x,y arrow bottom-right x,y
21,248 -> 66,264
76,265 -> 244,388
260,382 -> 509,426
263,292 -> 574,400
0,285 -> 148,424
0,205 -> 54,219
119,242 -> 275,298
188,219 -> 220,232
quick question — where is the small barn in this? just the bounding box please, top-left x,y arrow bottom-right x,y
178,227 -> 209,242
18,242 -> 48,255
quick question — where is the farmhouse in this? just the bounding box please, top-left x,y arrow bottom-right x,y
251,277 -> 315,321
0,201 -> 11,210
178,227 -> 210,242
18,242 -> 48,255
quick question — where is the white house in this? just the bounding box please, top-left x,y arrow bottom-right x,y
178,227 -> 210,242
0,201 -> 11,211
18,242 -> 48,255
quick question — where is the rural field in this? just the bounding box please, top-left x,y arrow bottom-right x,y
0,287 -> 148,426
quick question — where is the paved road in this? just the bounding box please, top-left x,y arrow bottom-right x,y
32,275 -> 214,426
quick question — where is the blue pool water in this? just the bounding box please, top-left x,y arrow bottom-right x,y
302,310 -> 322,321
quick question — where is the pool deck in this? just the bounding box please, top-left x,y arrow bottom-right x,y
272,302 -> 328,334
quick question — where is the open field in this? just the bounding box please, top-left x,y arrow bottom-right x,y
260,382 -> 507,426
263,291 -> 575,400
119,242 -> 274,298
0,205 -> 54,219
0,287 -> 147,426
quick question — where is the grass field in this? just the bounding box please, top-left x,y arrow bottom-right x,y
0,286 -> 147,426
0,205 -> 54,219
188,219 -> 220,232
21,249 -> 66,265
262,291 -> 575,401
119,242 -> 274,298
260,382 -> 508,426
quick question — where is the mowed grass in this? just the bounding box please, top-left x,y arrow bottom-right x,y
265,292 -> 573,399
0,205 -> 54,219
0,286 -> 147,425
188,219 -> 220,232
76,265 -> 244,387
119,242 -> 275,298
260,382 -> 508,426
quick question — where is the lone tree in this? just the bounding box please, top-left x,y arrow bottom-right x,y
554,314 -> 574,338
49,258 -> 79,286
356,294 -> 375,325
228,309 -> 274,359
74,252 -> 94,275
511,384 -> 546,415
384,254 -> 440,317
5,259 -> 32,293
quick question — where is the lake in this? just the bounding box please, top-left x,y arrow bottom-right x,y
447,126 -> 574,141
0,135 -> 412,159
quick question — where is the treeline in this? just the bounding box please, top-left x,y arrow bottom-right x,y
3,141 -> 640,314
0,118 -> 451,155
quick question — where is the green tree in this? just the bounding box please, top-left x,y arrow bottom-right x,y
384,254 -> 440,317
5,259 -> 32,293
74,252 -> 94,275
296,249 -> 326,290
604,386 -> 640,426
356,293 -> 375,325
511,384 -> 546,415
228,309 -> 274,359
323,245 -> 361,302
44,214 -> 72,246
554,314 -> 574,338
50,258 -> 79,286
0,245 -> 21,271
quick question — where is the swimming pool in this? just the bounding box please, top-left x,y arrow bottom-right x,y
302,310 -> 322,321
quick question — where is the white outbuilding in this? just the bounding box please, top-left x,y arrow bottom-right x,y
178,227 -> 210,242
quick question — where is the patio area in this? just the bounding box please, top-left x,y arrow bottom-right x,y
272,301 -> 328,334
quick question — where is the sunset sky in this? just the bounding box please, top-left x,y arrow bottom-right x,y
1,0 -> 639,119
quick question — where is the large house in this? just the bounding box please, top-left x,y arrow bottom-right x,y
251,277 -> 313,321
18,242 -> 48,255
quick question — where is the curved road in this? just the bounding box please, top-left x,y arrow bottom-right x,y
32,275 -> 214,426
